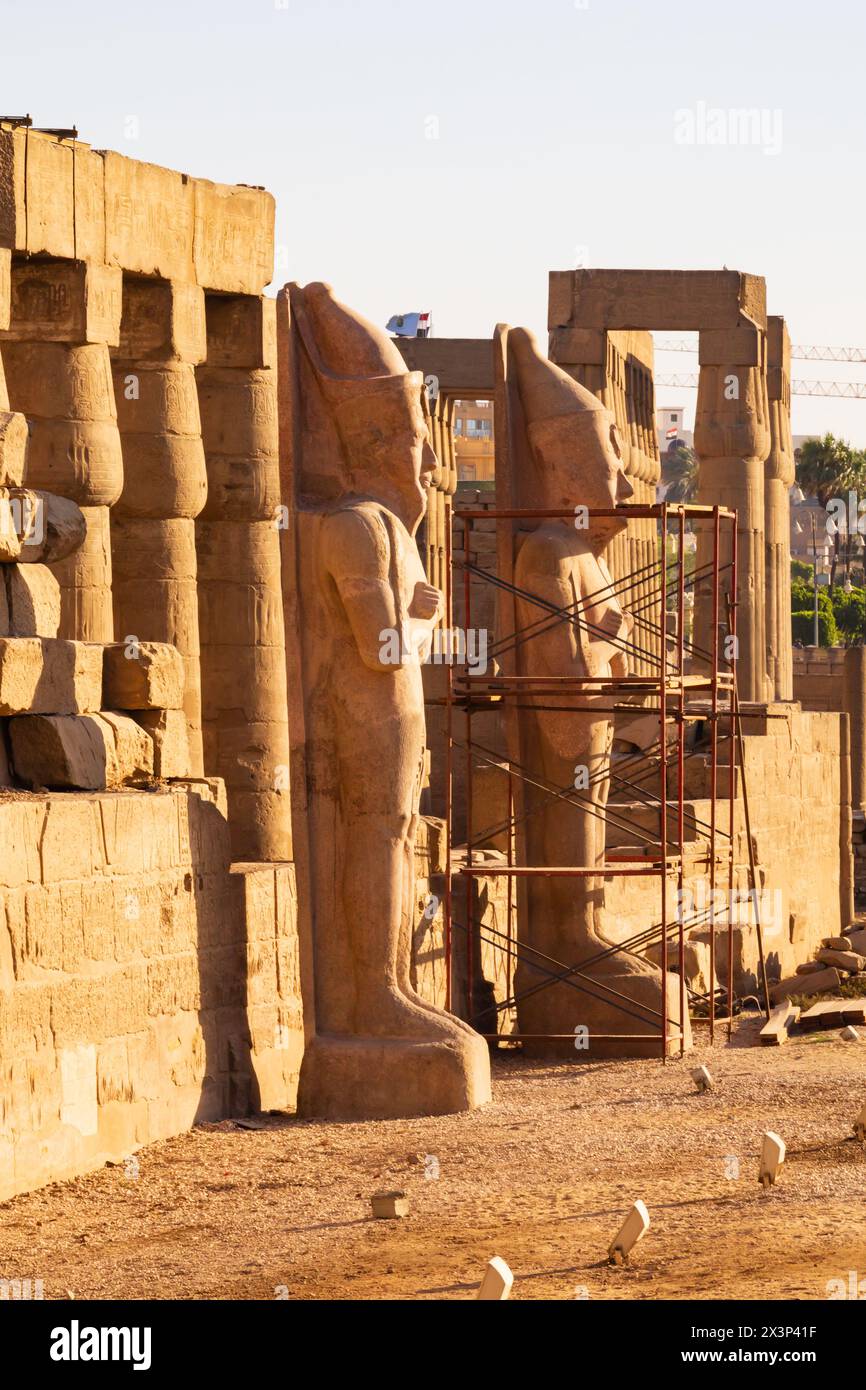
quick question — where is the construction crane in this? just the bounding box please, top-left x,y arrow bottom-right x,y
656,338 -> 866,363
655,372 -> 866,399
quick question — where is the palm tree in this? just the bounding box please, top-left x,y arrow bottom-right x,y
796,434 -> 866,591
661,445 -> 699,503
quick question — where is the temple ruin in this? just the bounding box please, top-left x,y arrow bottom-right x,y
0,126 -> 860,1200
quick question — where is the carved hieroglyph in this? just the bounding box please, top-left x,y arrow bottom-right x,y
494,325 -> 691,1057
277,282 -> 490,1118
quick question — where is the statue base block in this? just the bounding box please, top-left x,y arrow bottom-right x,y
519,968 -> 692,1060
297,1031 -> 492,1119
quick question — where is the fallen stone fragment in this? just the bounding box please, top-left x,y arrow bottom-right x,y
759,1131 -> 785,1187
769,967 -> 841,1004
795,961 -> 824,975
817,948 -> 866,974
841,1025 -> 860,1041
370,1190 -> 409,1220
691,1064 -> 713,1091
608,1199 -> 650,1265
843,928 -> 866,956
476,1256 -> 513,1301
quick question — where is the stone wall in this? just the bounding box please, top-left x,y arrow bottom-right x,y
0,780 -> 302,1203
605,706 -> 851,996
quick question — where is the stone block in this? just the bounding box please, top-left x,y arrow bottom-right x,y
9,711 -> 153,789
2,259 -> 122,345
102,151 -> 196,283
0,246 -> 9,330
817,948 -> 866,974
769,966 -> 841,1004
0,494 -> 21,561
134,708 -> 190,777
116,279 -> 206,364
0,637 -> 102,714
204,293 -> 275,370
0,128 -> 106,263
844,928 -> 866,955
103,641 -> 184,710
0,409 -> 27,487
12,491 -> 88,565
192,179 -> 275,295
5,564 -> 61,637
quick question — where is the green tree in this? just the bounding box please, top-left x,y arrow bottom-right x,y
795,434 -> 866,590
831,585 -> 866,644
792,609 -> 838,646
661,445 -> 699,503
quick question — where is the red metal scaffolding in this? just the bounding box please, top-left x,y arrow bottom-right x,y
441,501 -> 768,1059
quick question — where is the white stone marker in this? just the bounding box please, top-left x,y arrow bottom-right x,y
476,1256 -> 514,1300
758,1131 -> 786,1187
691,1065 -> 713,1092
608,1199 -> 650,1265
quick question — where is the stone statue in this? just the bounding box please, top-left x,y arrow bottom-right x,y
495,325 -> 691,1057
279,282 -> 491,1117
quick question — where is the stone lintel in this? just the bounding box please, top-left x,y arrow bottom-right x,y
0,128 -> 275,295
393,336 -> 494,397
548,268 -> 767,332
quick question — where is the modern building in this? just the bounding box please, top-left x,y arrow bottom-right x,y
453,398 -> 494,483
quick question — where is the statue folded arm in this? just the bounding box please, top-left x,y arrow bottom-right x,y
322,507 -> 439,672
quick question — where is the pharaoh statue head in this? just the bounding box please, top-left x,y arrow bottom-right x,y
289,282 -> 436,534
509,326 -> 633,539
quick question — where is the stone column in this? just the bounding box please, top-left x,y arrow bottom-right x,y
694,325 -> 771,703
765,316 -> 794,701
0,258 -> 123,640
111,278 -> 207,773
195,293 -> 292,863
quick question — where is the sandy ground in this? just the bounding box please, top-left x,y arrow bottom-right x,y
2,1016 -> 865,1302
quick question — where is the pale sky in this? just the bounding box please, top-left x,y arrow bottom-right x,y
4,0 -> 866,441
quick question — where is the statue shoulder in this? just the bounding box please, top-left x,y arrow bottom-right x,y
321,503 -> 391,570
515,526 -> 574,579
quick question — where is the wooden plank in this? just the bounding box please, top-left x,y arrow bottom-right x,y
800,998 -> 866,1032
759,1002 -> 801,1046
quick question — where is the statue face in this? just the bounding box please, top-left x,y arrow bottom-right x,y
572,413 -> 634,512
529,409 -> 634,525
380,390 -> 437,534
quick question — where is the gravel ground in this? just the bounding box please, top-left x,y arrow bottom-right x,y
2,1016 -> 865,1301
